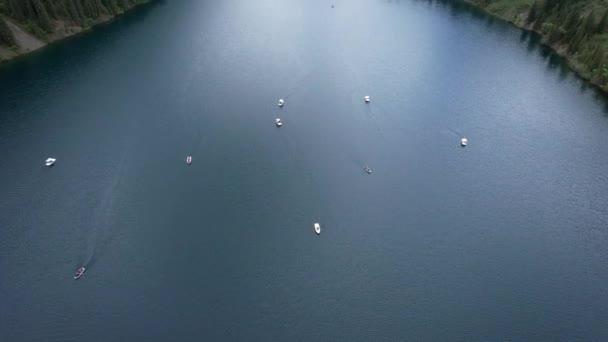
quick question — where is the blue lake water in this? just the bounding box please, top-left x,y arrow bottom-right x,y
1,0 -> 608,340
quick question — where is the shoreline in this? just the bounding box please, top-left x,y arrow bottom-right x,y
0,1 -> 149,64
464,0 -> 608,95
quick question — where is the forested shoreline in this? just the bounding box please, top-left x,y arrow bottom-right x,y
466,0 -> 608,91
0,0 -> 148,61
3,0 -> 608,94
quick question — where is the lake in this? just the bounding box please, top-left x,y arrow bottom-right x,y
1,0 -> 608,340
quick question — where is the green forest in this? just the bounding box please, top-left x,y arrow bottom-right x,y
0,0 -> 148,45
468,0 -> 608,89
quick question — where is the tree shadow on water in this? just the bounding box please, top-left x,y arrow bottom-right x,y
585,89 -> 608,118
485,15 -> 498,29
557,61 -> 570,82
544,53 -> 570,82
547,54 -> 560,71
590,90 -> 608,116
579,80 -> 590,94
526,33 -> 541,54
602,102 -> 608,117
540,46 -> 552,60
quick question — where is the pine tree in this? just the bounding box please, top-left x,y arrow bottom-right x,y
32,0 -> 53,32
64,0 -> 82,24
583,44 -> 597,66
564,11 -> 580,34
0,17 -> 16,46
548,26 -> 564,44
597,9 -> 608,33
590,46 -> 605,70
584,13 -> 596,35
568,25 -> 586,54
44,0 -> 58,20
527,1 -> 539,24
600,65 -> 608,85
545,0 -> 560,13
7,0 -> 26,21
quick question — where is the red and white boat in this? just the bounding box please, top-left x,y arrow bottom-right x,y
74,267 -> 86,280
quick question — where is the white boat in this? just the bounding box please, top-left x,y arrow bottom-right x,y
278,99 -> 285,107
186,156 -> 192,164
276,118 -> 283,127
364,165 -> 372,174
364,96 -> 370,103
45,158 -> 56,167
461,138 -> 468,147
314,223 -> 321,235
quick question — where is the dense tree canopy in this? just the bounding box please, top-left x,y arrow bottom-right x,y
2,0 -> 148,25
0,0 -> 147,43
526,0 -> 608,85
469,0 -> 608,89
0,16 -> 15,46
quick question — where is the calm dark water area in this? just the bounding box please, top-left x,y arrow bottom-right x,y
2,0 -> 608,340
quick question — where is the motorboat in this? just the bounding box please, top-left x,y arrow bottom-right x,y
74,267 -> 86,280
461,138 -> 468,147
364,96 -> 370,103
45,158 -> 56,167
276,118 -> 283,127
186,156 -> 192,164
278,99 -> 285,107
314,223 -> 321,235
364,165 -> 372,174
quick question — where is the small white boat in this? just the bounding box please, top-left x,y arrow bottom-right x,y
276,118 -> 283,127
364,96 -> 370,103
314,223 -> 321,235
45,158 -> 56,167
186,156 -> 192,164
461,138 -> 468,147
364,165 -> 372,174
278,99 -> 285,107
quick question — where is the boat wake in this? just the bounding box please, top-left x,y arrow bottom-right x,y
189,127 -> 204,160
443,128 -> 465,139
282,63 -> 323,102
81,151 -> 128,268
364,105 -> 387,140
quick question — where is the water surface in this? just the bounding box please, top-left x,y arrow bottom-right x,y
1,0 -> 608,340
